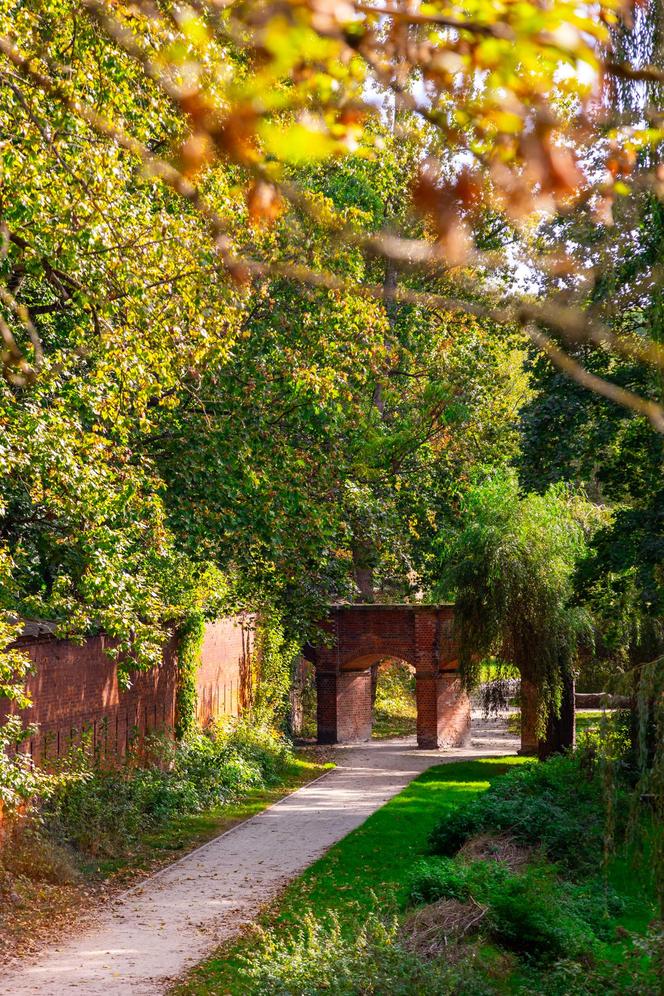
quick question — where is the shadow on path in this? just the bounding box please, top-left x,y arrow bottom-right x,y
0,721 -> 519,996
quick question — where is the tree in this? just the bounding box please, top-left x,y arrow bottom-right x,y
3,0 -> 663,426
0,9 -> 528,657
433,470 -> 598,748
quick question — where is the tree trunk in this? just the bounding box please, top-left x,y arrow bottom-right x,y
539,672 -> 576,759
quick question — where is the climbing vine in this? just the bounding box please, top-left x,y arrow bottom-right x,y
252,611 -> 300,728
174,610 -> 206,740
0,609 -> 52,812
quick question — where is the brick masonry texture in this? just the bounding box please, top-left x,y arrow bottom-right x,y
195,617 -> 254,726
310,604 -> 471,750
336,671 -> 373,743
0,617 -> 254,761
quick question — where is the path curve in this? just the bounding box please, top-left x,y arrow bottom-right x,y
0,723 -> 518,996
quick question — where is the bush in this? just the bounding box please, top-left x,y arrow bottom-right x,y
240,911 -> 501,995
409,858 -> 623,965
568,879 -> 627,942
42,717 -> 294,856
428,756 -> 619,875
484,867 -> 597,963
407,857 -> 508,906
514,926 -> 664,995
0,715 -> 55,812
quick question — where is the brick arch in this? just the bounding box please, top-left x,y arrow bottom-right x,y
339,652 -> 416,672
307,604 -> 470,749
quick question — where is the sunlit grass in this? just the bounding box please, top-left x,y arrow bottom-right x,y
175,757 -> 527,995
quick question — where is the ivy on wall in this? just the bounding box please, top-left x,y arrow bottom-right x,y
251,611 -> 300,729
174,607 -> 301,738
174,610 -> 206,740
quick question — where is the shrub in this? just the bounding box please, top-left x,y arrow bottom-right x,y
42,717 -> 294,856
429,756 -> 619,875
407,857 -> 508,906
568,879 -> 627,942
484,867 -> 597,963
240,912 -> 501,995
0,716 -> 55,813
409,858 -> 623,965
514,926 -> 664,995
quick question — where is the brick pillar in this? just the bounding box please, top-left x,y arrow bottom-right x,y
519,677 -> 539,755
416,671 -> 471,749
414,609 -> 470,750
316,672 -> 338,744
316,669 -> 373,744
337,670 -> 372,742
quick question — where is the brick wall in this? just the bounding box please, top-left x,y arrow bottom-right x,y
0,616 -> 254,762
195,616 -> 254,726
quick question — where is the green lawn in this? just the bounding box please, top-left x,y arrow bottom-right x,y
371,701 -> 417,738
175,754 -> 659,996
175,757 -> 529,995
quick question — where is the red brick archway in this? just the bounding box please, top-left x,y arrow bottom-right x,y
306,605 -> 471,749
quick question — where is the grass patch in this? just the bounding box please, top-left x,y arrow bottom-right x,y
175,757 -> 527,994
371,705 -> 417,739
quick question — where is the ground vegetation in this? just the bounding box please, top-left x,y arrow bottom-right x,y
176,753 -> 660,996
0,0 -> 664,976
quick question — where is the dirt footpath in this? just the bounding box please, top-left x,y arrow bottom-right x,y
0,723 -> 518,996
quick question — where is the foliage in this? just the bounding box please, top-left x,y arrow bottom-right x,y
428,755 -> 620,876
433,469 -> 599,731
514,931 -> 664,996
253,611 -> 300,727
43,718 -> 293,856
407,855 -> 508,905
408,856 -> 627,960
175,611 -> 206,739
0,606 -> 51,811
372,661 -> 417,740
238,905 -> 663,996
519,188 -> 664,911
239,910 -> 493,996
480,867 -> 596,963
3,0 -> 660,440
0,715 -> 51,812
0,0 -> 533,677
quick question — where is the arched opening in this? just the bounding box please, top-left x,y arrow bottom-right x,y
307,605 -> 473,748
371,658 -> 417,739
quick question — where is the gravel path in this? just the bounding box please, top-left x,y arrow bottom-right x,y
0,720 -> 518,996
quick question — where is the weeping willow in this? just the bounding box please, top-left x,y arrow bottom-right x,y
438,470 -> 596,737
601,0 -> 664,918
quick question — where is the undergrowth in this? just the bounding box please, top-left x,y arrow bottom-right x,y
241,911 -> 499,995
428,754 -> 621,876
41,717 -> 293,857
